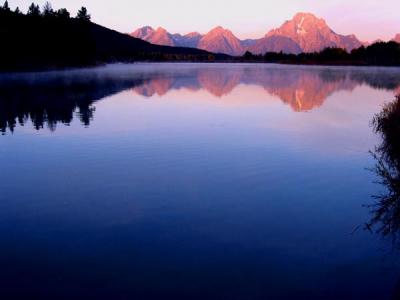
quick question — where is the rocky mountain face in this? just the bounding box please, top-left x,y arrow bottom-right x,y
260,13 -> 363,53
131,26 -> 154,41
197,26 -> 244,56
131,26 -> 201,48
131,12 -> 364,56
172,32 -> 203,48
393,34 -> 400,43
131,26 -> 174,46
132,26 -> 245,55
241,39 -> 258,48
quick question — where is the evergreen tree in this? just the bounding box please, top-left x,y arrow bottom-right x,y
42,2 -> 54,17
3,1 -> 10,11
27,3 -> 41,17
56,8 -> 70,19
243,51 -> 255,60
76,7 -> 90,21
15,7 -> 22,14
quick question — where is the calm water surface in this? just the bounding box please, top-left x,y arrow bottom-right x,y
1,63 -> 400,299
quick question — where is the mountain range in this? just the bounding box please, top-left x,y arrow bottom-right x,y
132,12 -> 399,56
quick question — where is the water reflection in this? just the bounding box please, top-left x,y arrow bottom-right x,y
368,95 -> 400,246
1,64 -> 400,134
2,64 -> 400,299
0,71 -> 147,133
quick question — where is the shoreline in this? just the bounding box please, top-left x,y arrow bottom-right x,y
2,60 -> 400,74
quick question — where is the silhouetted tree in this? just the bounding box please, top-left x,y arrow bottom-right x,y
76,6 -> 90,21
42,2 -> 54,17
55,8 -> 70,19
2,1 -> 10,11
27,3 -> 40,17
14,7 -> 22,14
243,51 -> 254,59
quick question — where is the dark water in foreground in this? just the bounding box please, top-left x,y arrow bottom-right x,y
1,63 -> 400,299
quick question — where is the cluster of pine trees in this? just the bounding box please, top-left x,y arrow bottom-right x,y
0,1 -> 97,70
0,1 -> 90,21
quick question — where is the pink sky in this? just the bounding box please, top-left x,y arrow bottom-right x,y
11,0 -> 400,41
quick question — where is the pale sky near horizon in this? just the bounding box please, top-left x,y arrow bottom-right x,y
9,0 -> 400,42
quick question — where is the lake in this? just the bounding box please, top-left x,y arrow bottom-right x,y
1,63 -> 400,299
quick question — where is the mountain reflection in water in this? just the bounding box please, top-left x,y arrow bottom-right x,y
1,63 -> 400,134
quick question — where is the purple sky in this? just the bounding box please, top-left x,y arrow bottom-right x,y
10,0 -> 400,41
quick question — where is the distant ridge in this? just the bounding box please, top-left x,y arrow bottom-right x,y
132,12 -> 364,56
249,35 -> 303,55
132,26 -> 202,49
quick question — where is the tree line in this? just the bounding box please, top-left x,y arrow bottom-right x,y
0,1 -> 96,70
241,41 -> 400,66
0,1 -> 90,21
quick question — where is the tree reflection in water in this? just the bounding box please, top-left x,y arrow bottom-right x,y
368,95 -> 400,247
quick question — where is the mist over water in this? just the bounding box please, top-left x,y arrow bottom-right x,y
1,63 -> 400,134
1,63 -> 400,299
